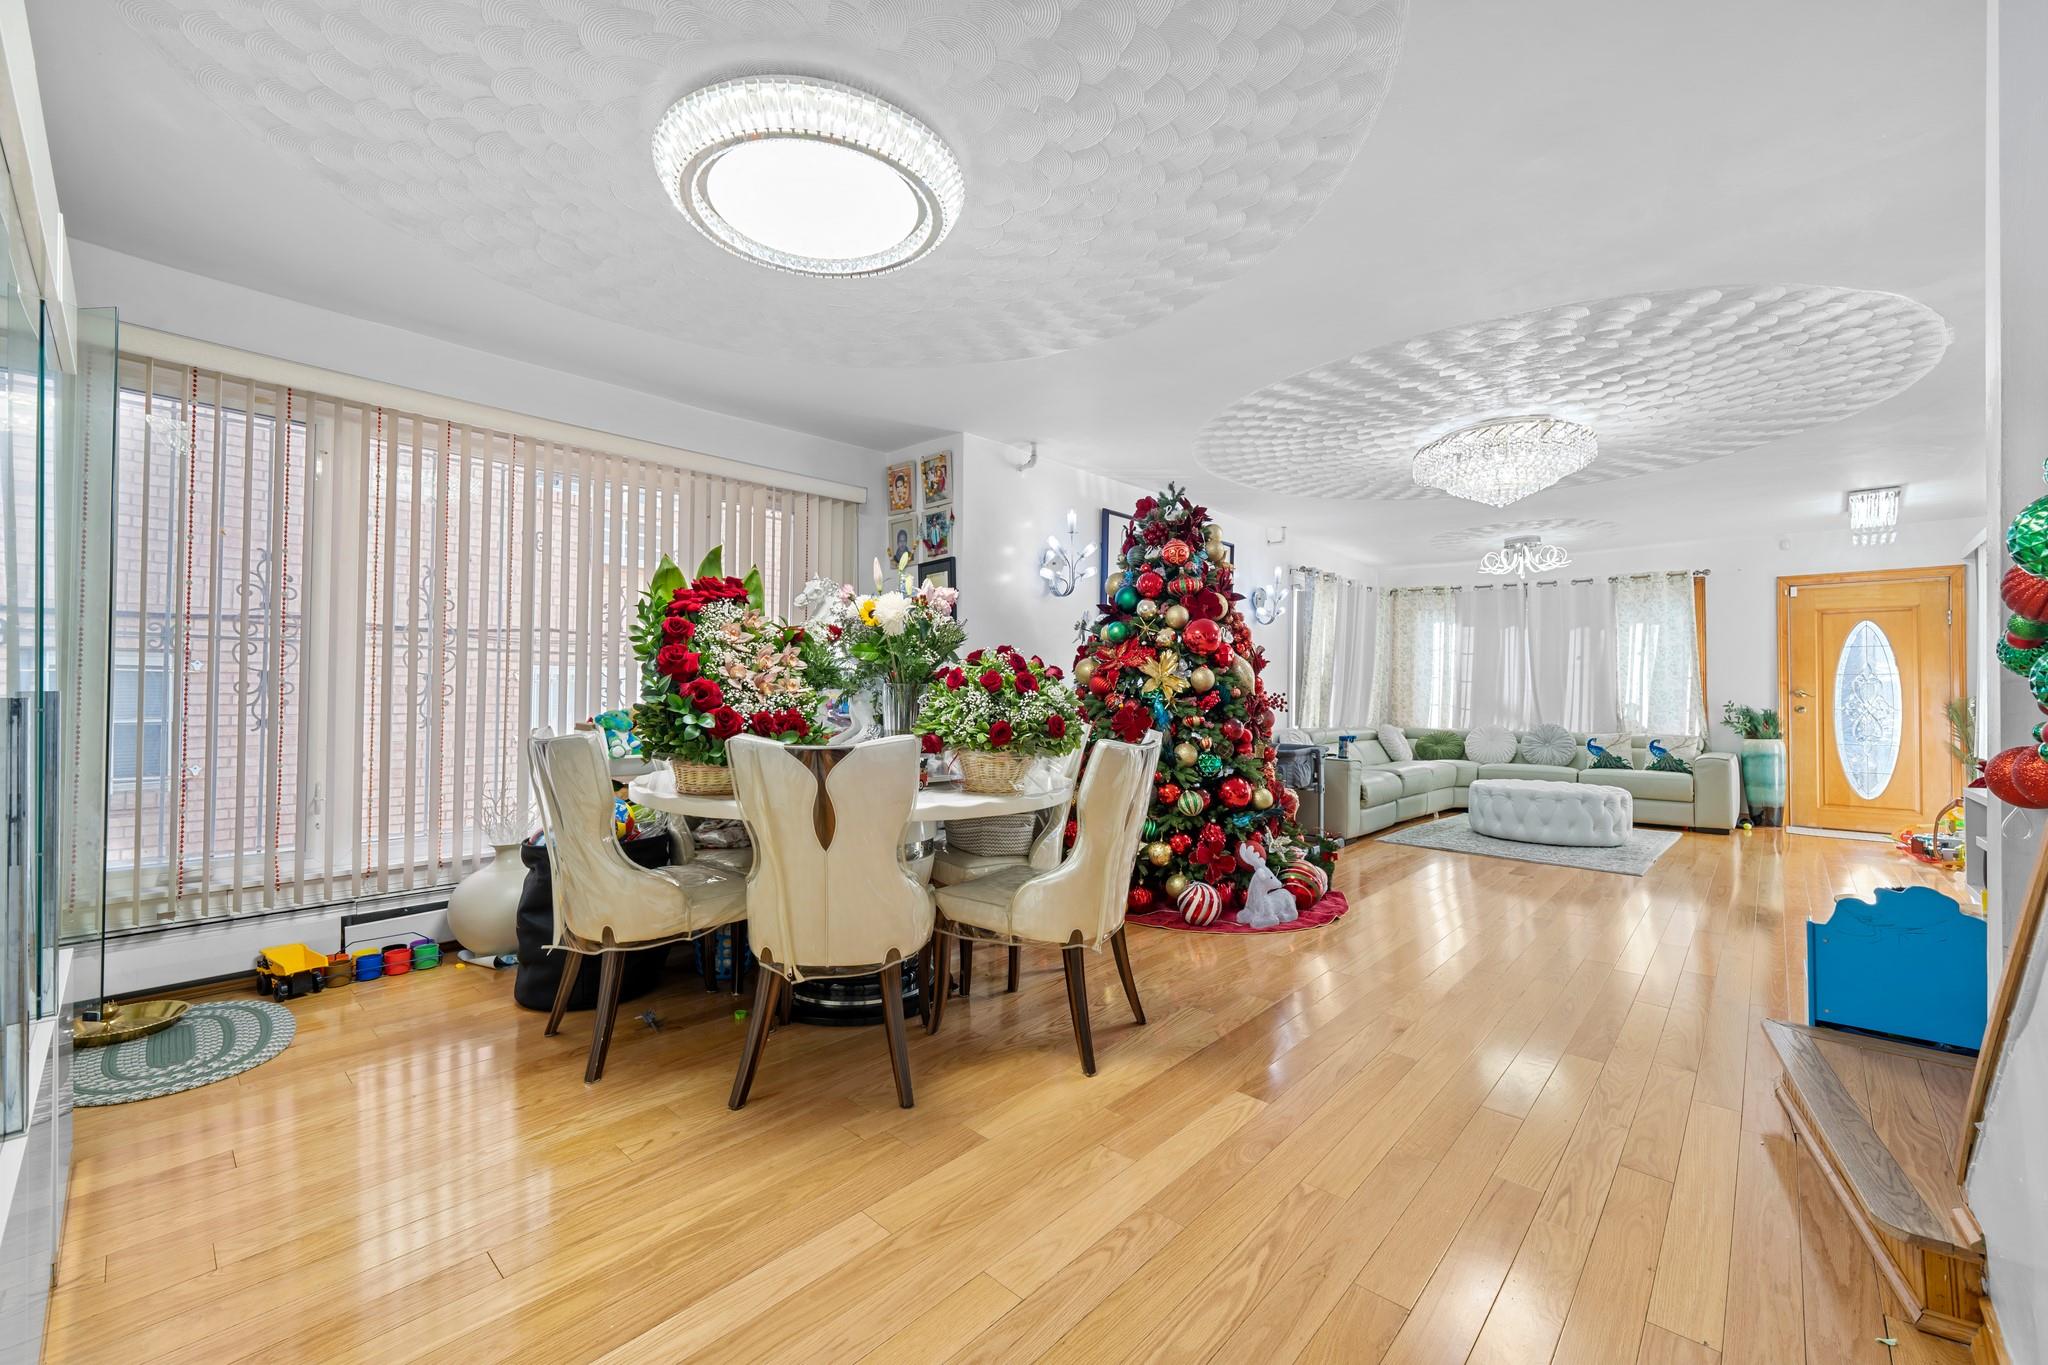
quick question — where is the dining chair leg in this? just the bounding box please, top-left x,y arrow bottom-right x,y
776,971 -> 794,1028
544,950 -> 583,1037
729,970 -> 782,1110
1062,946 -> 1097,1076
1110,927 -> 1145,1025
878,961 -> 914,1109
958,938 -> 973,997
926,935 -> 950,1036
1006,945 -> 1021,993
732,922 -> 750,996
584,952 -> 625,1083
697,938 -> 716,993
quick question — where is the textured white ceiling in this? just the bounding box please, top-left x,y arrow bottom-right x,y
1195,286 -> 1952,501
1430,518 -> 1620,554
109,0 -> 1406,366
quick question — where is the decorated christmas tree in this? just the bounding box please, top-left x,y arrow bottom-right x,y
1073,484 -> 1335,927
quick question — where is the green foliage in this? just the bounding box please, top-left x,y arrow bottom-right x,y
1720,701 -> 1782,740
1945,696 -> 1978,767
918,650 -> 1084,756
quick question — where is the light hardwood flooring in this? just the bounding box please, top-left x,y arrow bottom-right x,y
44,826 -> 1981,1364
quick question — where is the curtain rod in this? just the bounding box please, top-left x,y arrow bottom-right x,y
1388,569 -> 1709,594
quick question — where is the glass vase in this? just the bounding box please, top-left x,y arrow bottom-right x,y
879,680 -> 924,736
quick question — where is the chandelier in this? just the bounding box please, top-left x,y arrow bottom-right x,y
653,76 -> 964,277
1479,535 -> 1573,578
1847,485 -> 1901,545
1412,416 -> 1597,507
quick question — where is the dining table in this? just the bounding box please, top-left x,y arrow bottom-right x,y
627,761 -> 1073,1024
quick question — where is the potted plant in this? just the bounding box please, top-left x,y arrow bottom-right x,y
1721,701 -> 1785,827
917,646 -> 1085,793
797,554 -> 966,734
630,549 -> 825,794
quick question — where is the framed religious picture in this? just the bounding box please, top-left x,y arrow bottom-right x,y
920,508 -> 953,558
886,516 -> 917,569
918,556 -> 956,589
886,462 -> 914,513
919,450 -> 952,509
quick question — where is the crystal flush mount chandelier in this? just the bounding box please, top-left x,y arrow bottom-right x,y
1847,485 -> 1902,545
1479,535 -> 1573,578
653,76 -> 965,278
1412,416 -> 1598,507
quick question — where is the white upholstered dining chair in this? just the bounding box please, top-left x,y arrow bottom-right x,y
929,734 -> 1161,1074
527,730 -> 747,1082
722,734 -> 933,1110
929,736 -> 1089,996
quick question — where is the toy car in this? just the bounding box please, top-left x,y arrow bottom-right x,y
256,943 -> 330,1001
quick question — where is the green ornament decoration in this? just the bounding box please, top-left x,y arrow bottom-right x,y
2002,636 -> 2048,679
1176,789 -> 1205,816
2009,494 -> 2048,576
1142,819 -> 1158,840
2032,651 -> 2048,708
1113,585 -> 1141,611
1197,752 -> 1224,778
1102,619 -> 1132,645
2011,613 -> 2048,643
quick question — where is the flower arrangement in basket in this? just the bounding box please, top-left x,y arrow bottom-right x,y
917,646 -> 1085,793
797,555 -> 966,717
630,548 -> 829,794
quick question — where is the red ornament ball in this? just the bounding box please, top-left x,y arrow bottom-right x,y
2003,566 -> 2048,623
1986,745 -> 2048,808
1161,538 -> 1193,566
1135,569 -> 1165,598
1089,672 -> 1115,696
1279,788 -> 1300,817
1157,782 -> 1181,805
1182,618 -> 1223,654
1127,886 -> 1155,911
1177,881 -> 1222,927
1167,832 -> 1192,854
1218,776 -> 1253,808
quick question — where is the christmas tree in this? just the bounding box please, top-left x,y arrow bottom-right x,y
1073,484 -> 1335,926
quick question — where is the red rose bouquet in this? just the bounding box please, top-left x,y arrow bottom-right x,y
916,646 -> 1083,793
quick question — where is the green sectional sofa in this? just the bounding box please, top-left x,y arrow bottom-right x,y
1295,727 -> 1739,838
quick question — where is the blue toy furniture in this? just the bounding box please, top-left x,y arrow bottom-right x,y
1806,885 -> 1987,1051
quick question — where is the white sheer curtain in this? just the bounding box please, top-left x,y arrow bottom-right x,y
1458,585 -> 1537,730
1528,577 -> 1619,732
1369,587 -> 1462,727
1613,572 -> 1706,735
1292,568 -> 1373,728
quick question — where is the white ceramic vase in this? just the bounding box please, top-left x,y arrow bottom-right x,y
447,842 -> 526,957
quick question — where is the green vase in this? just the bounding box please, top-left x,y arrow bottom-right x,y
1740,738 -> 1786,827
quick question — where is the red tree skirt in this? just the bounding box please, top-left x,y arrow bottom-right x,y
1127,888 -> 1349,935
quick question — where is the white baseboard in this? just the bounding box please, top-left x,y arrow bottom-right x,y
69,905 -> 452,1001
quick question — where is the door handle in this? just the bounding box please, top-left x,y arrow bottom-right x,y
1791,688 -> 1812,698
1794,705 -> 1808,713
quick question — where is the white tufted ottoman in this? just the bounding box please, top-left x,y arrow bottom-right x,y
1467,779 -> 1632,847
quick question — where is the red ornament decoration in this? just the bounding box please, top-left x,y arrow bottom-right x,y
1218,776 -> 1253,808
1986,745 -> 2048,808
1177,881 -> 1222,927
1182,618 -> 1223,653
1157,782 -> 1181,805
1167,833 -> 1192,854
2002,566 -> 2048,623
1161,538 -> 1193,566
1127,887 -> 1155,911
1135,569 -> 1165,598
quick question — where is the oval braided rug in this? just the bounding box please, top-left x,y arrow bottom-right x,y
74,1000 -> 295,1106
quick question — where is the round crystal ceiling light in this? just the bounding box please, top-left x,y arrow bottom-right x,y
1411,416 -> 1597,507
653,76 -> 964,278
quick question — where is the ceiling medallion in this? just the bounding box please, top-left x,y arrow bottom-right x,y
1412,416 -> 1596,507
1479,535 -> 1574,578
653,76 -> 964,278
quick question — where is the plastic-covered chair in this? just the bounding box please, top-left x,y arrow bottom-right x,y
527,730 -> 746,1081
930,737 -> 1087,996
929,735 -> 1161,1074
722,734 -> 933,1109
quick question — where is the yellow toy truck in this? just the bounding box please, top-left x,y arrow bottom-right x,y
256,944 -> 330,1001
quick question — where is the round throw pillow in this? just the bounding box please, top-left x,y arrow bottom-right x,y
1465,724 -> 1518,766
1518,723 -> 1579,767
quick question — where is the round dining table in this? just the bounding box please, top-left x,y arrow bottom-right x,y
625,763 -> 1073,1024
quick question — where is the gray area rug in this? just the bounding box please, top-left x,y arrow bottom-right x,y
1376,814 -> 1681,876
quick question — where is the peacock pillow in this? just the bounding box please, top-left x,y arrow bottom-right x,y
1647,735 -> 1699,774
1518,723 -> 1579,767
1586,734 -> 1633,770
1411,730 -> 1466,761
1465,724 -> 1519,765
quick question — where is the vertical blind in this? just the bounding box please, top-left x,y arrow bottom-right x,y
91,357 -> 860,935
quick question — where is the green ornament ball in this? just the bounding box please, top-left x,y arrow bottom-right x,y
1176,789 -> 1206,816
1142,819 -> 1158,840
1113,585 -> 1140,611
2001,636 -> 2047,679
1102,619 -> 1132,645
2012,613 -> 2048,643
1197,753 -> 1224,778
2008,494 -> 2048,576
2032,650 -> 2048,707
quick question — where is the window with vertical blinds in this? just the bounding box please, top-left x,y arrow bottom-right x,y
92,356 -> 861,935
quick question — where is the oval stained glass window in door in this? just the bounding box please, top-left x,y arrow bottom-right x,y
1832,619 -> 1902,800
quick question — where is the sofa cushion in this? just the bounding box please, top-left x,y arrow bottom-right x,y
1376,725 -> 1415,762
1518,723 -> 1579,766
1587,732 -> 1637,769
1443,759 -> 1480,786
1411,730 -> 1466,761
1359,770 -> 1405,808
1466,724 -> 1518,765
1579,768 -> 1694,803
1477,763 -> 1580,783
1348,737 -> 1391,765
1383,760 -> 1456,797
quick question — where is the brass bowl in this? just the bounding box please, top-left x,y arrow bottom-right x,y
72,999 -> 190,1048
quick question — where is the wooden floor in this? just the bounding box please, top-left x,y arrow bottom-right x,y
44,826 -> 1982,1364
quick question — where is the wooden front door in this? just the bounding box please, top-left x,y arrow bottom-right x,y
1780,567 -> 1965,834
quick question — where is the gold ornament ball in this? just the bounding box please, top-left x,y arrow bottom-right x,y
1164,872 -> 1191,899
1252,787 -> 1274,810
1145,841 -> 1173,867
1174,741 -> 1200,767
1230,657 -> 1255,687
1136,598 -> 1159,618
1073,657 -> 1097,685
1188,665 -> 1216,692
1155,627 -> 1178,647
1163,603 -> 1190,629
1106,571 -> 1124,596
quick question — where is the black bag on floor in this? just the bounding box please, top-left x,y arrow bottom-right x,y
512,831 -> 676,1011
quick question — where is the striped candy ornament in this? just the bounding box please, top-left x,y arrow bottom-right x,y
1281,859 -> 1328,903
1177,881 -> 1222,927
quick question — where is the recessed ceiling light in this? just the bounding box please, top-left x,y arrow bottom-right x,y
1412,416 -> 1597,507
653,76 -> 964,278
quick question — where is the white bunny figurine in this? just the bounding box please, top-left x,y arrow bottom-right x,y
1236,841 -> 1299,929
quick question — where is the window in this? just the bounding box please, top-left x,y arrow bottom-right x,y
1613,572 -> 1706,735
97,358 -> 860,934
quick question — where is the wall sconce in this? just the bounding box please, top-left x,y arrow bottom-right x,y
1249,566 -> 1291,624
1039,508 -> 1097,597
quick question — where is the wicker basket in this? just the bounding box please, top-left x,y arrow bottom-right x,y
669,758 -> 733,796
958,749 -> 1033,795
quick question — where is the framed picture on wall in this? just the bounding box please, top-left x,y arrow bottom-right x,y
886,462 -> 914,513
918,556 -> 956,589
920,508 -> 953,558
1100,506 -> 1233,579
920,450 -> 953,509
886,516 -> 917,568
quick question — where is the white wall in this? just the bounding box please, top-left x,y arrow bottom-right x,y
1381,516 -> 1982,748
